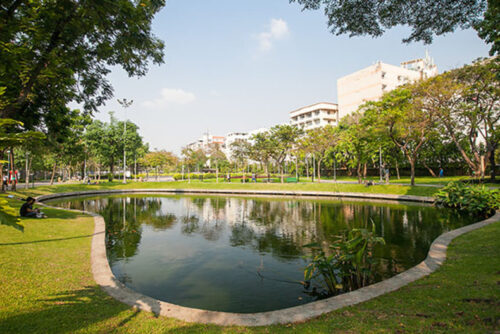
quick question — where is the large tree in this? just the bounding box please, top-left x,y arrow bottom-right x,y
298,125 -> 338,183
291,0 -> 497,54
268,125 -> 303,183
420,60 -> 499,180
365,86 -> 436,186
0,0 -> 165,130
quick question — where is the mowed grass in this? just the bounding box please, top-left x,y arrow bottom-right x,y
12,179 -> 439,198
0,195 -> 498,333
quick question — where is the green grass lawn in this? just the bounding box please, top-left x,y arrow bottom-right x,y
0,195 -> 498,333
11,179 -> 439,198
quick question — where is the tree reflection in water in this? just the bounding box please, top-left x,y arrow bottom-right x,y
49,194 -> 478,313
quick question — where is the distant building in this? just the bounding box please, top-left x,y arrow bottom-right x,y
223,128 -> 269,161
289,102 -> 339,131
186,132 -> 226,152
337,52 -> 438,119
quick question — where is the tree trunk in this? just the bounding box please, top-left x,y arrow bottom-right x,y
280,163 -> 284,183
409,159 -> 416,186
10,149 -> 16,191
265,163 -> 270,182
50,162 -> 57,185
0,150 -> 4,192
422,162 -> 437,177
357,163 -> 362,184
395,160 -> 400,180
317,159 -> 322,183
363,163 -> 367,179
489,148 -> 497,181
25,152 -> 29,189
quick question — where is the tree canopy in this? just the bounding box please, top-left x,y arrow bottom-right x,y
0,0 -> 165,131
291,0 -> 496,54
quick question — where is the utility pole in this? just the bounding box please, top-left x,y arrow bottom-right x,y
117,98 -> 133,184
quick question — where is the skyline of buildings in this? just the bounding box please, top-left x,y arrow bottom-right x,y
184,52 -> 438,160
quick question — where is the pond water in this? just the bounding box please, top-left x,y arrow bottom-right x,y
48,194 -> 477,313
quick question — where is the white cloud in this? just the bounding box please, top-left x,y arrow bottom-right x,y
256,18 -> 290,52
142,88 -> 196,109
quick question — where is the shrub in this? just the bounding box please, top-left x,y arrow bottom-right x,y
435,181 -> 499,216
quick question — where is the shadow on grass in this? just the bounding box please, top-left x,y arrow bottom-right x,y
0,285 -> 217,334
0,286 -> 131,333
0,231 -> 104,246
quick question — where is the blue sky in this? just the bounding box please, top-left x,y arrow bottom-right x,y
92,0 -> 490,154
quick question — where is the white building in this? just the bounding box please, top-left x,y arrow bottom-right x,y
337,52 -> 438,119
223,128 -> 269,161
186,132 -> 226,152
289,102 -> 339,131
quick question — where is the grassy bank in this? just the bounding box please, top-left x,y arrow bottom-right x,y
0,195 -> 498,333
12,179 -> 439,198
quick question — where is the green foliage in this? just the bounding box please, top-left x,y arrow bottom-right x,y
290,0 -> 490,49
0,0 -> 165,133
435,181 -> 500,216
474,0 -> 500,56
304,223 -> 385,296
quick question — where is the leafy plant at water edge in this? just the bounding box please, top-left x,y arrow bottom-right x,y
435,182 -> 499,216
303,223 -> 385,296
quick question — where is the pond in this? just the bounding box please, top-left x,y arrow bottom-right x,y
48,194 -> 477,313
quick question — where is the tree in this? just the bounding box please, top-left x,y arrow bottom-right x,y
0,119 -> 45,191
450,59 -> 499,181
475,0 -> 500,56
181,147 -> 207,173
248,132 -> 275,181
420,60 -> 499,180
365,87 -> 436,186
140,150 -> 177,180
85,113 -> 145,181
268,125 -> 303,183
229,139 -> 252,179
290,0 -> 497,54
336,112 -> 377,184
0,0 -> 165,131
298,125 -> 338,182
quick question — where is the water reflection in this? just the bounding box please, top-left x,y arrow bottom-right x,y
50,194 -> 476,313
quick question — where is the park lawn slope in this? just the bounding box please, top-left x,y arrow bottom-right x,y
11,180 -> 438,198
0,195 -> 498,333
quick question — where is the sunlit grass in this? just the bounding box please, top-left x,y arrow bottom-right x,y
0,194 -> 498,332
11,179 -> 439,199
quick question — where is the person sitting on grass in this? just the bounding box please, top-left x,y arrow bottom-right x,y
20,197 -> 46,218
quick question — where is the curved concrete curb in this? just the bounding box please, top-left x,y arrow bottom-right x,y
36,188 -> 434,203
37,190 -> 499,327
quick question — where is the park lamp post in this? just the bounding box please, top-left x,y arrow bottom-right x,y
117,98 -> 133,184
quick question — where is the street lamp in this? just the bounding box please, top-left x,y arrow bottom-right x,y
117,98 -> 133,184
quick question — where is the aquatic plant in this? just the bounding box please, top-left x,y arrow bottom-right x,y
303,223 -> 385,296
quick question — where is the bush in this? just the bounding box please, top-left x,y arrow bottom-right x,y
435,181 -> 499,216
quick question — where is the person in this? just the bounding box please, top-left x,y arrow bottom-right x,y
2,174 -> 7,188
252,173 -> 257,183
20,197 -> 46,218
384,167 -> 390,183
439,167 -> 444,178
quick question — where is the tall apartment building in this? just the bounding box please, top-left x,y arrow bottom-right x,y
289,102 -> 339,131
337,52 -> 438,119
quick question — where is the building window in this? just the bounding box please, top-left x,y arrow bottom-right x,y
382,84 -> 387,90
381,72 -> 386,79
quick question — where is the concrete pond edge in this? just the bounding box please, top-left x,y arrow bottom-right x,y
36,189 -> 500,327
